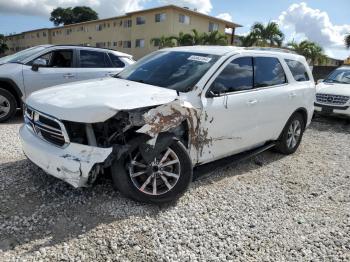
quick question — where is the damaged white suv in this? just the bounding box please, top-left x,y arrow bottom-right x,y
20,46 -> 315,203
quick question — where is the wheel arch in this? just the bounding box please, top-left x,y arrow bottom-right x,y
278,107 -> 308,140
0,78 -> 23,108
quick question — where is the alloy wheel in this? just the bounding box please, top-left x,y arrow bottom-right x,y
0,95 -> 11,118
287,120 -> 301,149
128,148 -> 181,196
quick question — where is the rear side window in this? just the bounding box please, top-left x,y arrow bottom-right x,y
210,57 -> 253,94
79,50 -> 110,68
108,53 -> 125,68
285,59 -> 310,82
254,57 -> 286,87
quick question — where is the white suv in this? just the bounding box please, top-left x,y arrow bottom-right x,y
20,46 -> 315,203
0,45 -> 134,122
315,66 -> 350,117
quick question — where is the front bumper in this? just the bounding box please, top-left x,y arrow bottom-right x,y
20,125 -> 113,187
314,102 -> 350,117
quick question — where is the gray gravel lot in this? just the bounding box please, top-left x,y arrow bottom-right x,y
0,113 -> 349,261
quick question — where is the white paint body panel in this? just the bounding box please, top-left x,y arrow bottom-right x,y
26,78 -> 178,123
20,125 -> 112,187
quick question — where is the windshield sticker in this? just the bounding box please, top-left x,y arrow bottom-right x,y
187,55 -> 212,63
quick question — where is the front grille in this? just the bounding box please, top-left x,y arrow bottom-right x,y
24,106 -> 69,147
316,93 -> 350,106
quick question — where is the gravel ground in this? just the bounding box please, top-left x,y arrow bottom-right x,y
0,113 -> 349,261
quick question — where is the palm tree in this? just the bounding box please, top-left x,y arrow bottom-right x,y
236,34 -> 256,47
0,34 -> 8,55
201,31 -> 228,45
250,22 -> 284,47
288,40 -> 326,65
150,36 -> 177,49
345,34 -> 350,49
174,32 -> 194,46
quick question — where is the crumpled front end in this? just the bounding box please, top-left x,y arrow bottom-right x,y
20,124 -> 112,187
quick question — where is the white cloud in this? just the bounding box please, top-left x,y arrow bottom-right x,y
216,13 -> 232,22
278,2 -> 350,48
0,0 -> 145,18
158,0 -> 212,14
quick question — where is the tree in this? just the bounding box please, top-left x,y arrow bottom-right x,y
249,22 -> 284,47
345,34 -> 350,49
288,40 -> 326,65
0,34 -> 8,55
201,31 -> 228,45
150,36 -> 177,49
236,34 -> 256,47
174,32 -> 194,46
50,6 -> 98,26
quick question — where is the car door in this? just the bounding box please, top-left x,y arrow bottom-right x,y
199,55 -> 266,164
22,49 -> 78,96
75,50 -> 123,81
248,55 -> 292,142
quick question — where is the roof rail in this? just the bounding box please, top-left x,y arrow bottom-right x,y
245,47 -> 297,54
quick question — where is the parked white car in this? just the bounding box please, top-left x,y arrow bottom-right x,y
0,45 -> 134,122
315,66 -> 350,117
20,46 -> 315,203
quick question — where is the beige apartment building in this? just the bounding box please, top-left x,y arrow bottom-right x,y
5,5 -> 241,59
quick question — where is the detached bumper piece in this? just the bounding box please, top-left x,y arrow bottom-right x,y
20,125 -> 112,187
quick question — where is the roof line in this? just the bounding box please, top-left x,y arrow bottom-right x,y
5,4 -> 241,37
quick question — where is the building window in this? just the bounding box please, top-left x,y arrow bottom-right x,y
43,32 -> 47,37
65,29 -> 72,35
209,22 -> 219,32
155,13 -> 166,22
52,32 -> 56,37
113,42 -> 118,47
123,41 -> 131,48
36,32 -> 40,38
135,39 -> 145,48
118,41 -> 123,47
124,19 -> 132,28
113,21 -> 117,27
136,16 -> 146,25
179,14 -> 190,24
96,42 -> 106,48
96,24 -> 103,31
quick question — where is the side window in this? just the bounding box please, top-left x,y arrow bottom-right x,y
108,53 -> 125,68
35,50 -> 73,68
79,50 -> 109,68
285,59 -> 310,82
254,57 -> 286,87
210,57 -> 253,94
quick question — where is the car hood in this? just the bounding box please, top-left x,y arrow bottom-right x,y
26,77 -> 178,123
316,82 -> 350,96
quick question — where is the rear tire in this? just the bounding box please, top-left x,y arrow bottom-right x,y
275,113 -> 305,155
111,140 -> 193,204
0,88 -> 17,123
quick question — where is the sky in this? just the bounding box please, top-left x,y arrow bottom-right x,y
0,0 -> 349,59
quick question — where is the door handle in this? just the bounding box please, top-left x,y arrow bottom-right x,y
63,73 -> 75,79
247,99 -> 258,105
105,72 -> 115,77
289,92 -> 297,98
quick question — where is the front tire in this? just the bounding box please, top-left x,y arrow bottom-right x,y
275,113 -> 305,155
0,88 -> 17,123
111,140 -> 193,204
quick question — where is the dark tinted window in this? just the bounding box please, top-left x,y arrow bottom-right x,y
116,51 -> 219,92
285,59 -> 310,82
108,53 -> 125,68
79,50 -> 109,68
211,57 -> 253,94
254,57 -> 286,87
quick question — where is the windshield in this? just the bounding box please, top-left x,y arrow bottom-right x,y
324,68 -> 350,84
0,46 -> 49,64
116,51 -> 220,92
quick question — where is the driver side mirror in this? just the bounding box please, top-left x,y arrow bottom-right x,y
316,79 -> 324,85
31,58 -> 47,71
